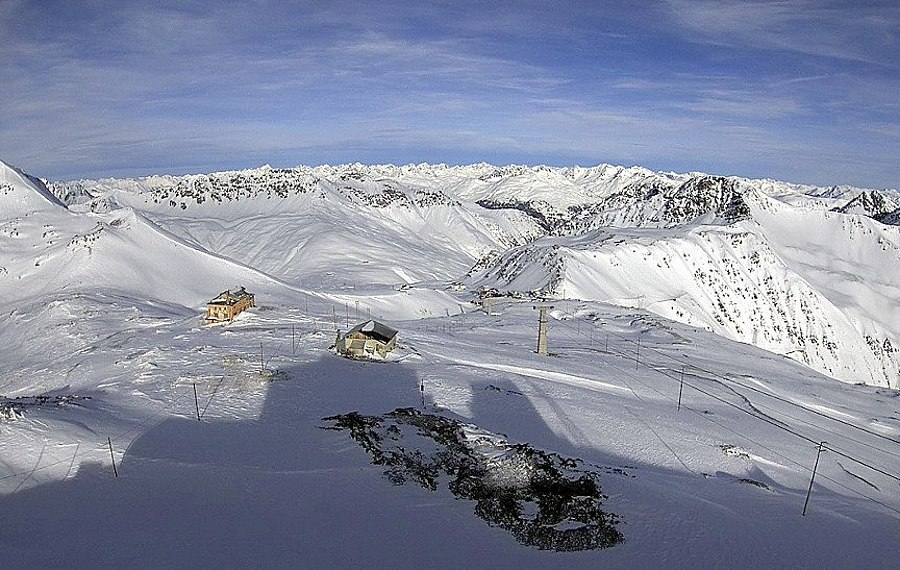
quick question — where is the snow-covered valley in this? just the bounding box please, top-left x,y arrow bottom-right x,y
2,159 -> 900,567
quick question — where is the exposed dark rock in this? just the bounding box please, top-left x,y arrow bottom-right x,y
323,408 -> 623,551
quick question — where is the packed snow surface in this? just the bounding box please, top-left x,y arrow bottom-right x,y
2,159 -> 900,567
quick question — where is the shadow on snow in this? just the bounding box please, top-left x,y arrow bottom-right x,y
0,354 -> 898,567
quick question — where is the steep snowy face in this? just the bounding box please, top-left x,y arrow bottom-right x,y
0,159 -> 67,221
476,221 -> 900,387
43,161 -> 900,387
469,174 -> 900,388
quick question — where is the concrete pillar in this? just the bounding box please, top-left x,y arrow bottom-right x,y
534,305 -> 553,356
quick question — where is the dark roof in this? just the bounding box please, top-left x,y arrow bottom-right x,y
346,320 -> 398,344
207,287 -> 254,306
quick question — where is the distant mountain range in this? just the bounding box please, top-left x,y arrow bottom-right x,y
2,159 -> 897,388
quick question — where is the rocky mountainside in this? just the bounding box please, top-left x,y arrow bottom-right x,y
37,162 -> 900,388
832,189 -> 900,224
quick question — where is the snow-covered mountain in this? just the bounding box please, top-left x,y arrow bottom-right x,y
44,161 -> 900,388
4,158 -> 900,566
1,159 -> 67,220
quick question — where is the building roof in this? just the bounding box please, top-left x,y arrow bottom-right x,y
207,286 -> 253,306
346,320 -> 398,344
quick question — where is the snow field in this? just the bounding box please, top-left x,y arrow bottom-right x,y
2,158 -> 900,566
2,285 -> 900,566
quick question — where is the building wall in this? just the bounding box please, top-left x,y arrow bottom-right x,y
205,294 -> 253,322
338,337 -> 391,358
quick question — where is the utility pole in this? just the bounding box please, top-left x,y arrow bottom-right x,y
533,305 -> 554,356
802,442 -> 826,516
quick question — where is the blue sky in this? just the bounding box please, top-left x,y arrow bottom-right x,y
1,0 -> 898,188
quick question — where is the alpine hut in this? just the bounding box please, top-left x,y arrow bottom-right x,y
335,320 -> 398,359
205,287 -> 255,323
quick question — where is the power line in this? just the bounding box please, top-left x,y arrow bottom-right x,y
549,308 -> 900,485
546,314 -> 900,519
581,310 -> 900,448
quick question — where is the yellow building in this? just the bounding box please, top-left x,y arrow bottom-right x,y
205,287 -> 255,323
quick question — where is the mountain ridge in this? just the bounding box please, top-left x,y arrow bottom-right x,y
3,159 -> 897,387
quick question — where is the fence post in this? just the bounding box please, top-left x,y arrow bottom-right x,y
107,437 -> 118,478
193,382 -> 201,421
65,442 -> 80,479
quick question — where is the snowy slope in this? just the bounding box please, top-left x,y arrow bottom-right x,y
53,166 -> 542,289
475,216 -> 900,387
46,163 -> 900,388
2,159 -> 900,566
0,159 -> 67,221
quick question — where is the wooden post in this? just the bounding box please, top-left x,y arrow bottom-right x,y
107,437 -> 118,478
635,338 -> 641,370
677,366 -> 685,411
65,442 -> 80,479
802,442 -> 826,516
193,383 -> 201,421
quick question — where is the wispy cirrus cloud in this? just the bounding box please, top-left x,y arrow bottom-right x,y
0,0 -> 898,188
663,0 -> 899,66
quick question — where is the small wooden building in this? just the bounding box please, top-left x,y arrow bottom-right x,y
205,287 -> 255,323
335,320 -> 398,359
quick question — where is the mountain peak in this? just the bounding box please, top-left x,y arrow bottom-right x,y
0,158 -> 67,220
